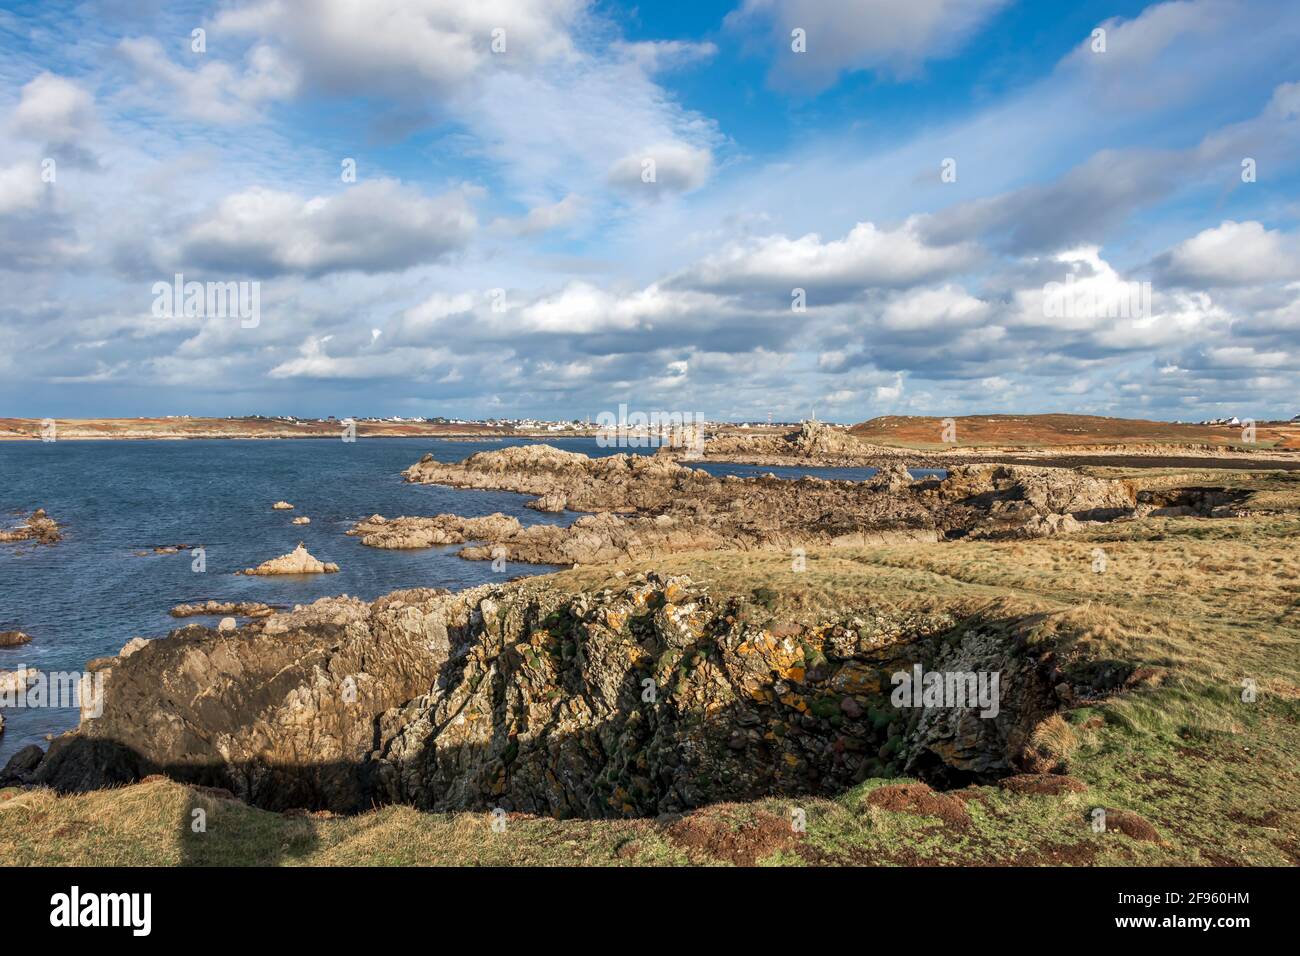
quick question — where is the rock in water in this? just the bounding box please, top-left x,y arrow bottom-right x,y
0,509 -> 62,545
291,516 -> 311,525
272,501 -> 295,510
0,631 -> 33,648
239,543 -> 339,575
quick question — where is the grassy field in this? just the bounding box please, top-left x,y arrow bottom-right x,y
3,470 -> 1298,866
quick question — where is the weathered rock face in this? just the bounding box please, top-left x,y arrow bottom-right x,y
239,543 -> 339,575
34,575 -> 1064,815
0,508 -> 62,545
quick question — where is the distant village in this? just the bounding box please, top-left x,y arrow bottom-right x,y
157,414 -> 809,431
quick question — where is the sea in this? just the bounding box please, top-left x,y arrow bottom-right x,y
0,436 -> 937,762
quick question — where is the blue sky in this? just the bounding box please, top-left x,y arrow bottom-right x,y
1,0 -> 1299,422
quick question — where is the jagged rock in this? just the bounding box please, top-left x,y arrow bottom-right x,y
0,631 -> 32,648
33,574 -> 1061,816
239,543 -> 339,575
0,509 -> 62,545
170,600 -> 273,618
272,501 -> 295,510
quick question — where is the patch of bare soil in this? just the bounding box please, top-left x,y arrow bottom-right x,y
663,804 -> 799,865
998,774 -> 1088,796
1098,808 -> 1161,842
863,783 -> 971,827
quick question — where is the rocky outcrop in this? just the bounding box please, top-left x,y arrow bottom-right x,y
384,447 -> 1140,565
0,509 -> 62,545
33,574 -> 1067,815
291,516 -> 311,525
170,601 -> 274,618
239,543 -> 338,575
272,501 -> 295,510
0,631 -> 32,648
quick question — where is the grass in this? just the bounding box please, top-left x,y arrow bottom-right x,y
3,468 -> 1299,866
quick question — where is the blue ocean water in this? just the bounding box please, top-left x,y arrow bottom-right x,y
0,436 -> 918,761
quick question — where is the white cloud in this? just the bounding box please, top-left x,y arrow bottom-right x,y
881,284 -> 988,330
1155,220 -> 1300,286
608,143 -> 713,197
176,179 -> 477,277
491,193 -> 584,235
118,37 -> 300,124
11,73 -> 94,143
0,162 -> 47,215
215,0 -> 582,99
727,0 -> 1008,90
683,219 -> 979,295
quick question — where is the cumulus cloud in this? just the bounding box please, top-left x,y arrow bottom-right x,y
727,0 -> 1008,91
215,0 -> 582,99
11,73 -> 94,143
0,162 -> 47,216
1153,220 -> 1300,287
680,219 -> 980,297
607,143 -> 713,197
270,335 -> 454,379
174,179 -> 477,277
119,37 -> 300,123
